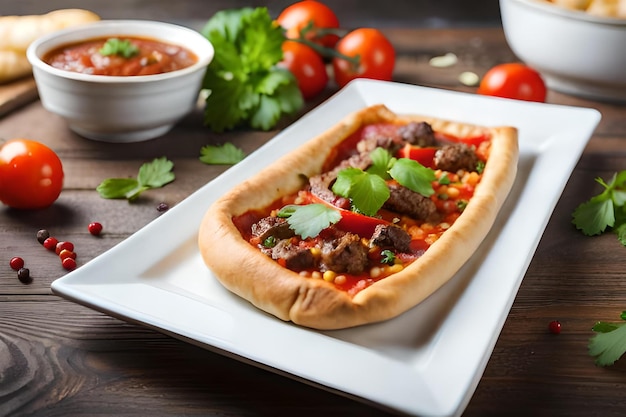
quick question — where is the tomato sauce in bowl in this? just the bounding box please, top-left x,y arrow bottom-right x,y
43,36 -> 198,76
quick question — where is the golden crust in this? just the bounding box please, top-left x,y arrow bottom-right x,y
199,104 -> 518,329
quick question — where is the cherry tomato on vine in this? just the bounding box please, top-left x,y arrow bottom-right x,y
477,63 -> 547,102
277,1 -> 340,48
332,28 -> 395,88
0,139 -> 64,209
279,40 -> 328,100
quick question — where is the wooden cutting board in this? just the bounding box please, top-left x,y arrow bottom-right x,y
0,76 -> 38,117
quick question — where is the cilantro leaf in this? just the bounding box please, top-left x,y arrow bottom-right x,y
199,143 -> 245,165
331,148 -> 436,217
367,147 -> 394,180
589,316 -> 626,366
96,178 -> 141,199
570,172 -> 626,238
389,158 -> 436,197
201,7 -> 303,132
278,204 -> 341,239
332,168 -> 389,217
99,38 -> 139,58
572,195 -> 615,236
96,158 -> 175,201
137,157 -> 175,188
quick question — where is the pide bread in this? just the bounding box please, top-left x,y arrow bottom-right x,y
199,104 -> 518,329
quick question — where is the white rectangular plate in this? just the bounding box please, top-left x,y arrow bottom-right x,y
52,80 -> 601,417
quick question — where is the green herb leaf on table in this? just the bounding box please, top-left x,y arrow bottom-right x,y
572,171 -> 626,242
96,157 -> 175,201
200,7 -> 304,132
278,204 -> 341,239
199,143 -> 246,165
589,311 -> 626,366
99,38 -> 139,58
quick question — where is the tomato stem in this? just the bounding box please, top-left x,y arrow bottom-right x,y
293,22 -> 360,66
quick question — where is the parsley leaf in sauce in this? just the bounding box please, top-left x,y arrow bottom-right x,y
99,38 -> 139,58
278,204 -> 341,239
96,157 -> 175,201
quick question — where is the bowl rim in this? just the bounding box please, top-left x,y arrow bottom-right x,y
26,19 -> 214,84
504,0 -> 626,26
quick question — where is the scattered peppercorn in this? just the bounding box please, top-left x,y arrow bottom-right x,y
43,236 -> 58,251
548,320 -> 561,334
156,202 -> 169,212
36,229 -> 50,244
58,249 -> 76,260
88,221 -> 103,236
55,241 -> 74,255
9,256 -> 24,271
17,267 -> 31,284
61,257 -> 77,271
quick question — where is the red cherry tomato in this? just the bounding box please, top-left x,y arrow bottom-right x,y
477,63 -> 547,102
277,1 -> 340,48
0,139 -> 64,209
279,40 -> 328,100
332,28 -> 395,88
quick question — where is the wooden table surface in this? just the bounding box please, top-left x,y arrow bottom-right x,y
2,4 -> 626,417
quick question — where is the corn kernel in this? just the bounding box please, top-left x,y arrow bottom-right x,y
446,186 -> 460,198
310,247 -> 321,257
388,264 -> 403,274
323,271 -> 336,282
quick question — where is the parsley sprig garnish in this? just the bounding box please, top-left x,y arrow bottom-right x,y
572,171 -> 626,243
573,171 -> 626,366
275,148 -> 436,239
332,147 -> 436,216
200,7 -> 303,132
96,157 -> 175,201
99,38 -> 139,58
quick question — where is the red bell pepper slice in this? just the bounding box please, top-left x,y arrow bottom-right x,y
397,144 -> 437,168
305,191 -> 390,237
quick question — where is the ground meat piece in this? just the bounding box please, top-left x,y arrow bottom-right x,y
384,183 -> 438,221
270,239 -> 315,271
308,173 -> 352,209
356,134 -> 403,155
308,151 -> 372,208
251,216 -> 295,242
370,224 -> 411,253
398,122 -> 437,147
320,232 -> 369,274
434,143 -> 479,172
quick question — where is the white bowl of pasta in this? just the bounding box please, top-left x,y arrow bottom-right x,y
500,0 -> 626,102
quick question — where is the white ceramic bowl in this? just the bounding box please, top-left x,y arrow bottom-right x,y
27,20 -> 214,142
500,0 -> 626,102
